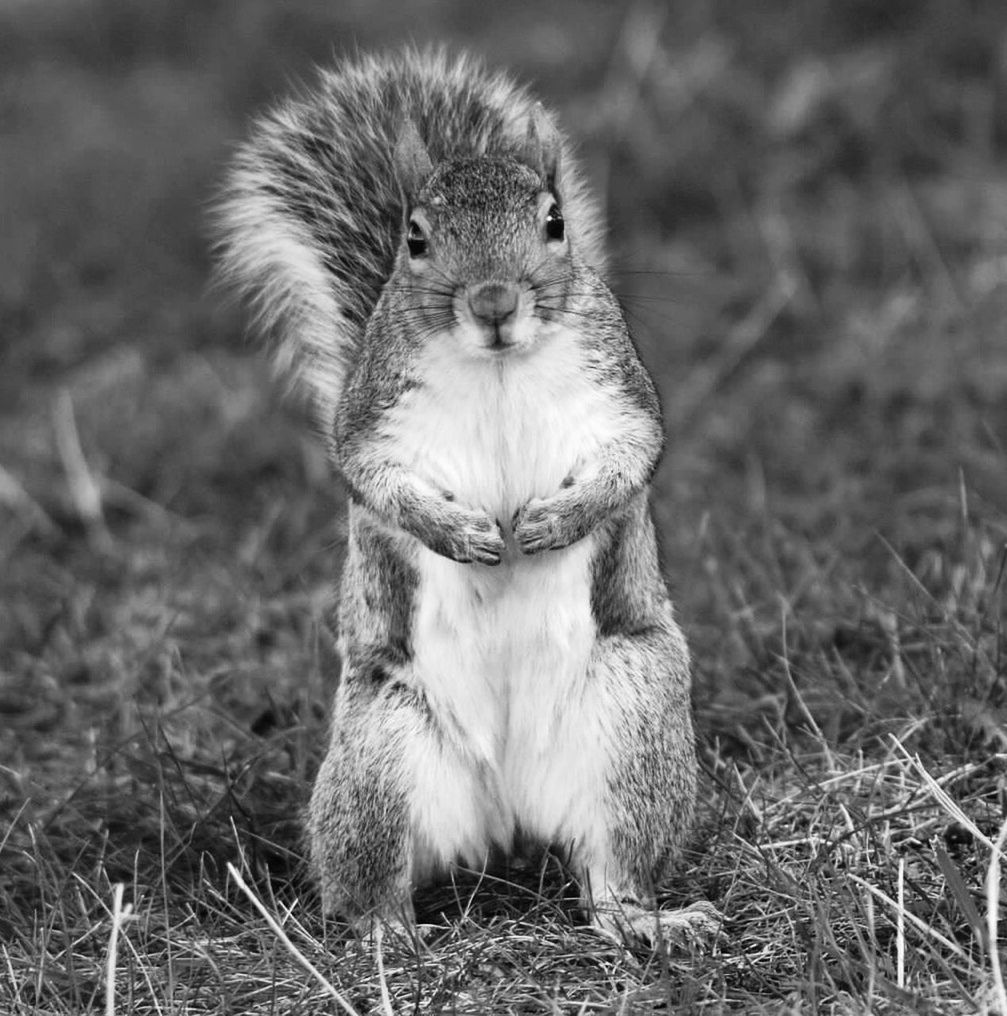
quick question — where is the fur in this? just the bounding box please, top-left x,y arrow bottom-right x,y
217,47 -> 710,946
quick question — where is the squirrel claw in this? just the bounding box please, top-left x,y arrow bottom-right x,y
512,498 -> 568,555
592,900 -> 722,953
453,538 -> 503,566
468,543 -> 502,566
457,516 -> 505,565
430,502 -> 504,565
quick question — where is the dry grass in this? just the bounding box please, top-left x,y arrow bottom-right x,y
2,1 -> 1007,1012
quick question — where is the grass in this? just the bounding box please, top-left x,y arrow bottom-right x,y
1,0 -> 1006,1012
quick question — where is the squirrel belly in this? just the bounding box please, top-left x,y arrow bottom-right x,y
408,532 -> 600,864
346,320 -> 635,849
403,330 -> 607,816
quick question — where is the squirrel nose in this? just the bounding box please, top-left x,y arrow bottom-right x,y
467,282 -> 519,325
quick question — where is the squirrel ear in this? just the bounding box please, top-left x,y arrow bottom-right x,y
523,103 -> 561,188
394,118 -> 434,197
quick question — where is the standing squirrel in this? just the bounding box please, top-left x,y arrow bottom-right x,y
216,47 -> 717,947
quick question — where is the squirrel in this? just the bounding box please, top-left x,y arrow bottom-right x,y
215,47 -> 718,947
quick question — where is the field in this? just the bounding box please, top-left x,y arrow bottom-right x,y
2,1 -> 1007,1012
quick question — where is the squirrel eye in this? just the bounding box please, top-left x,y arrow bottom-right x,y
545,203 -> 565,242
406,218 -> 428,258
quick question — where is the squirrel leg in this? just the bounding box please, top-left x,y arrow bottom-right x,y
307,669 -> 496,934
548,626 -> 720,950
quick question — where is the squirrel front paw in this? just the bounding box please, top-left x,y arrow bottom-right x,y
425,500 -> 505,565
512,496 -> 577,555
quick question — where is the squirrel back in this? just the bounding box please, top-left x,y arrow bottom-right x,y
215,48 -> 606,434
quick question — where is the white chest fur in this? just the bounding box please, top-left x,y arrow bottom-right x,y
387,326 -> 621,522
384,327 -> 620,832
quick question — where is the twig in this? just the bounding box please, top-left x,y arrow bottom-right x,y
52,388 -> 112,550
896,858 -> 905,990
105,883 -> 132,1016
225,862 -> 362,1016
372,922 -> 395,1016
76,876 -> 161,1015
986,815 -> 1007,1015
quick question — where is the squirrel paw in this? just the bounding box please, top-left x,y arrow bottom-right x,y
433,502 -> 505,565
359,917 -> 444,948
512,497 -> 573,555
591,900 -> 722,953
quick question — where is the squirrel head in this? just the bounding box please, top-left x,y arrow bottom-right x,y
389,119 -> 573,356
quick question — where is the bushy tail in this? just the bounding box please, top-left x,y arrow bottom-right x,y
213,47 -> 604,435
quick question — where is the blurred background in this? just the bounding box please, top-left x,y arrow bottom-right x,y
2,0 -> 1007,882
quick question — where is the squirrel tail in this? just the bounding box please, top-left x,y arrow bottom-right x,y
213,47 -> 605,434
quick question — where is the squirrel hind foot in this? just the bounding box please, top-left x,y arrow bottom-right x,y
590,899 -> 722,953
358,915 -> 446,951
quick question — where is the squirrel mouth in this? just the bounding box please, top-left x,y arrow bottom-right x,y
485,324 -> 516,351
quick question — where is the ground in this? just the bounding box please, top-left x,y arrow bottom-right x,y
1,1 -> 1006,1013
